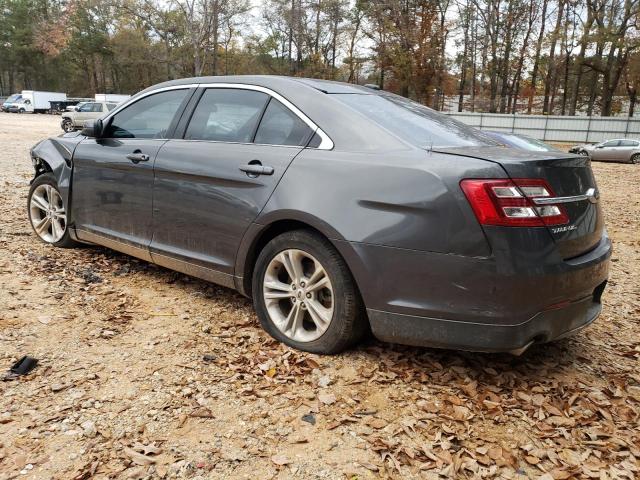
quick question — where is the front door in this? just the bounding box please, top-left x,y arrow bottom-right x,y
592,140 -> 619,161
150,87 -> 315,281
72,89 -> 191,257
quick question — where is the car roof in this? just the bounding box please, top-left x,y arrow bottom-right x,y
138,75 -> 373,95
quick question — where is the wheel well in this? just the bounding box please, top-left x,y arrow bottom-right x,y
242,220 -> 334,297
33,157 -> 53,178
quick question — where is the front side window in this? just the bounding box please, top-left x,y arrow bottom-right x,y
104,89 -> 188,139
254,99 -> 313,146
601,140 -> 619,147
185,89 -> 269,142
79,103 -> 94,112
333,93 -> 497,149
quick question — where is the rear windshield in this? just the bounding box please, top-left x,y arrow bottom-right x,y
332,93 -> 496,148
505,134 -> 558,151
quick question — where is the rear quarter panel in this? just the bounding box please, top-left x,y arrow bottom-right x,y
257,147 -> 502,256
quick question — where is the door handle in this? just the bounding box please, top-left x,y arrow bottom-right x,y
126,151 -> 150,163
239,162 -> 274,177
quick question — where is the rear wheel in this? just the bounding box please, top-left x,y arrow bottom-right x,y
28,174 -> 78,248
631,153 -> 640,164
252,230 -> 367,354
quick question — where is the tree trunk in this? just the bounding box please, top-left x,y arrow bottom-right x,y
528,0 -> 549,114
542,0 -> 565,114
568,7 -> 594,115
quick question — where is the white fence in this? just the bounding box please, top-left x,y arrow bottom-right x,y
445,112 -> 640,144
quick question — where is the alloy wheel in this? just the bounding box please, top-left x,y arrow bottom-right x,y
632,154 -> 640,164
262,249 -> 334,343
29,184 -> 67,243
63,121 -> 74,133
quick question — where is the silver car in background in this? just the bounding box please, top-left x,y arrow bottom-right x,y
571,139 -> 640,164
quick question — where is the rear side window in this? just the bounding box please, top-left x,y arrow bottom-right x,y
106,103 -> 118,111
333,93 -> 497,148
619,140 -> 638,147
254,99 -> 313,146
185,89 -> 269,142
104,89 -> 188,139
91,103 -> 103,113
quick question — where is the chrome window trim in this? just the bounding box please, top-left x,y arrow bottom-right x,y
102,83 -> 334,150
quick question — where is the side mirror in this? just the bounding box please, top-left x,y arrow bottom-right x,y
81,119 -> 103,138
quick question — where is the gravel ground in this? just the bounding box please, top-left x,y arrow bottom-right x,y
0,112 -> 638,480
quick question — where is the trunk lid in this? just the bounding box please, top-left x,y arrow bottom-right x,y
436,146 -> 603,259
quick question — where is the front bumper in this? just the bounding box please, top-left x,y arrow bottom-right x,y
342,230 -> 611,353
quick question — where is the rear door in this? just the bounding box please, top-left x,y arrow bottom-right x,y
151,87 -> 314,276
72,88 -> 191,256
618,140 -> 639,162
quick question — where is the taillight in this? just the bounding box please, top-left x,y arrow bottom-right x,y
460,179 -> 569,227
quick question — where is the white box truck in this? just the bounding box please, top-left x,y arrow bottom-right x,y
95,94 -> 130,103
13,91 -> 67,113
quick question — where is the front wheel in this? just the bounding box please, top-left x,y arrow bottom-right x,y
252,230 -> 367,354
631,153 -> 640,164
62,119 -> 75,133
28,174 -> 79,248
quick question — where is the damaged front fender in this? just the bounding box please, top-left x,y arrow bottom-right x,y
29,132 -> 84,213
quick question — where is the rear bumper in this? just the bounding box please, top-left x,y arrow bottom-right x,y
341,231 -> 611,352
368,282 -> 605,353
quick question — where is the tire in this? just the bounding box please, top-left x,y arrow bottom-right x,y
631,153 -> 640,164
252,230 -> 367,354
27,174 -> 79,248
62,119 -> 75,133
18,108 -> 25,114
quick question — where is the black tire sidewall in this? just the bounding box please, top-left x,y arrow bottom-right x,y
252,230 -> 364,354
27,174 -> 77,248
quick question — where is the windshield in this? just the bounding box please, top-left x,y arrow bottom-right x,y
332,92 -> 497,148
6,94 -> 21,103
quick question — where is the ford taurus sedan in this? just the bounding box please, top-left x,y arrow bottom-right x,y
27,76 -> 611,354
570,139 -> 640,163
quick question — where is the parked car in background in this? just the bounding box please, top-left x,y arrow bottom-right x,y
570,139 -> 640,164
28,76 -> 610,355
8,91 -> 67,113
2,93 -> 22,112
60,101 -> 118,132
483,131 -> 561,152
66,101 -> 90,112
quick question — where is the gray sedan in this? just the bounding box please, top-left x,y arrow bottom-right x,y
26,76 -> 611,355
572,139 -> 640,163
